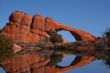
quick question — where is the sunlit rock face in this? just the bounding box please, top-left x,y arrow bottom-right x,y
0,11 -> 96,43
1,11 -> 49,43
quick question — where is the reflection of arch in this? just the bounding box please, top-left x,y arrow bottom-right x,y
57,55 -> 96,73
1,54 -> 96,73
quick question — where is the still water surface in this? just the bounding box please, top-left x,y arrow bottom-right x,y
0,45 -> 110,73
0,54 -> 110,73
58,55 -> 110,73
0,68 -> 5,73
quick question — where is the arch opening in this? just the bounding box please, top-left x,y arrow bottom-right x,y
58,30 -> 76,42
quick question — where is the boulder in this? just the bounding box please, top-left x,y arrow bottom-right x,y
31,15 -> 45,31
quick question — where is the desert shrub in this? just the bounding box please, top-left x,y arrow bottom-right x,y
94,28 -> 110,50
36,40 -> 54,50
105,29 -> 110,47
54,43 -> 72,52
73,41 -> 89,46
47,31 -> 63,44
0,34 -> 13,62
94,37 -> 106,50
104,60 -> 110,68
92,28 -> 110,62
104,28 -> 110,37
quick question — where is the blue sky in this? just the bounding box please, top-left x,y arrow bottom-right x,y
0,0 -> 110,41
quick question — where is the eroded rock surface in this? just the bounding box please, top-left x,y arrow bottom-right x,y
0,11 -> 96,43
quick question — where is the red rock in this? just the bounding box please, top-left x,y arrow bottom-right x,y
31,15 -> 45,31
25,32 -> 41,42
12,44 -> 23,53
30,29 -> 50,38
56,24 -> 96,41
1,22 -> 19,40
0,11 -> 96,43
0,11 -> 97,73
20,14 -> 32,26
44,18 -> 59,32
1,11 -> 47,43
17,24 -> 30,40
9,11 -> 24,24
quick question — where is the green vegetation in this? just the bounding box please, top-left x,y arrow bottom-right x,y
0,34 -> 14,62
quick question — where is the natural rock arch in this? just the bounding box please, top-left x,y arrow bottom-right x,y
0,11 -> 96,43
56,24 -> 95,41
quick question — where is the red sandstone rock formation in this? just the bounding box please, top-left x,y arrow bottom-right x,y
1,11 -> 49,43
0,11 -> 96,43
0,11 -> 97,73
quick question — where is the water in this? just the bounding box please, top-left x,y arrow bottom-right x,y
65,60 -> 110,73
58,55 -> 110,73
0,67 -> 5,73
0,43 -> 110,73
0,55 -> 110,73
58,55 -> 76,67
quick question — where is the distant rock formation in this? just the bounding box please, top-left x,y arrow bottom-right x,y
0,11 -> 96,43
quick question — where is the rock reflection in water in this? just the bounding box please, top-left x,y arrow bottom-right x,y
0,67 -> 6,73
0,48 -> 97,73
1,42 -> 110,73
